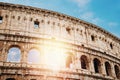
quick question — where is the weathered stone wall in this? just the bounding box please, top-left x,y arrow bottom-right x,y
0,2 -> 120,80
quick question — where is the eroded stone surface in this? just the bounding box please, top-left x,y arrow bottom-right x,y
0,2 -> 120,80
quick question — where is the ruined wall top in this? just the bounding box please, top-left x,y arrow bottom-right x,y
0,2 -> 119,42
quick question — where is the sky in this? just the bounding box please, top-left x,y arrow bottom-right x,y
0,0 -> 120,38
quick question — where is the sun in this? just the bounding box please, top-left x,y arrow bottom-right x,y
43,46 -> 67,70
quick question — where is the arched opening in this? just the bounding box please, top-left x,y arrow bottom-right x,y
66,27 -> 71,35
93,58 -> 101,73
91,35 -> 95,41
114,65 -> 120,79
30,79 -> 36,80
105,62 -> 112,76
6,78 -> 15,80
0,16 -> 3,23
66,55 -> 72,68
7,46 -> 21,62
34,21 -> 39,28
80,55 -> 89,69
66,53 -> 73,68
28,49 -> 41,64
110,43 -> 113,49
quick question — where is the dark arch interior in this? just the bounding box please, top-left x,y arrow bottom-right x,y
110,43 -> 113,49
30,79 -> 36,80
81,55 -> 88,69
6,78 -> 15,80
34,21 -> 39,28
115,65 -> 120,79
91,35 -> 95,41
0,16 -> 2,20
93,58 -> 101,73
105,62 -> 111,76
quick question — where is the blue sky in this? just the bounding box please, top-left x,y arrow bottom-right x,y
0,0 -> 120,38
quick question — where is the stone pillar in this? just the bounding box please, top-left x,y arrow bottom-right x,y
21,50 -> 27,63
101,60 -> 106,76
0,48 -> 3,61
2,47 -> 7,62
89,56 -> 94,73
20,44 -> 28,64
111,63 -> 116,78
76,53 -> 81,71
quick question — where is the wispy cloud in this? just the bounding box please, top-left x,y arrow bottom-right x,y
72,0 -> 91,8
71,0 -> 101,25
1,0 -> 119,37
80,11 -> 102,24
108,22 -> 118,27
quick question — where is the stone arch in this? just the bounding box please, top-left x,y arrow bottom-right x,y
30,79 -> 36,80
91,35 -> 95,41
65,52 -> 74,68
80,55 -> 89,69
114,65 -> 120,79
34,20 -> 39,28
93,58 -> 101,73
27,48 -> 41,64
66,27 -> 71,35
0,16 -> 3,23
7,45 -> 21,62
110,43 -> 113,49
6,78 -> 15,80
105,61 -> 112,76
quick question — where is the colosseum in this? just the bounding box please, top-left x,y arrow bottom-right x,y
0,2 -> 120,80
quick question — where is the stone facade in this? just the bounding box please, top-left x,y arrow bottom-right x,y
0,2 -> 120,80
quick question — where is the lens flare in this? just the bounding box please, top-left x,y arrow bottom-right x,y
43,46 -> 67,70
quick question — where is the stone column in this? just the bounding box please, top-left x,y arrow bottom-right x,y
101,60 -> 106,76
2,46 -> 7,62
89,56 -> 94,73
76,53 -> 81,71
111,63 -> 116,78
21,49 -> 28,64
20,44 -> 28,64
